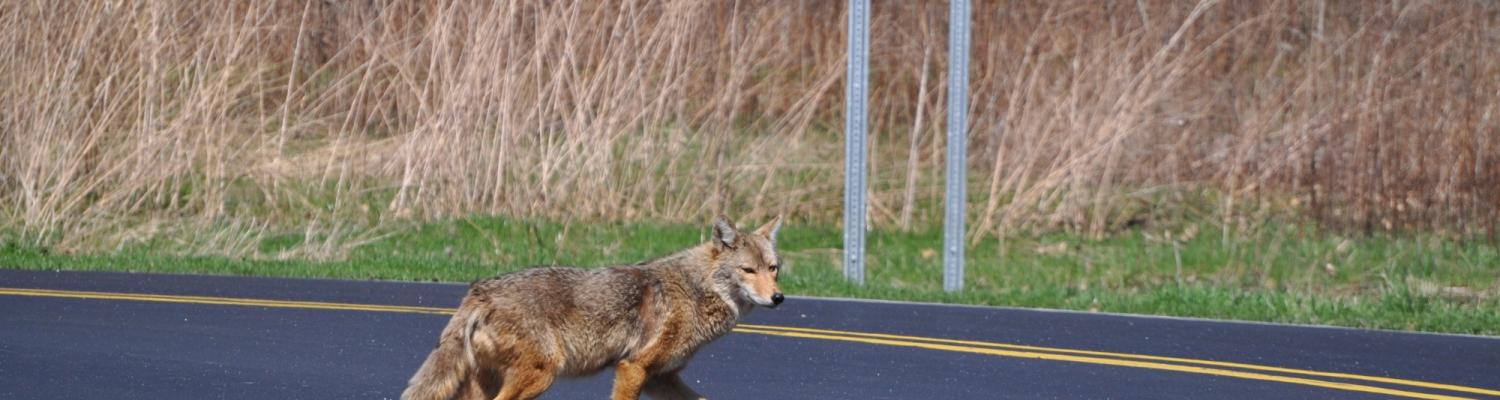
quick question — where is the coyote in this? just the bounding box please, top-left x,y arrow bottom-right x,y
402,215 -> 785,400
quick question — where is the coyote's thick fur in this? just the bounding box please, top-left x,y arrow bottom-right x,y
402,215 -> 785,400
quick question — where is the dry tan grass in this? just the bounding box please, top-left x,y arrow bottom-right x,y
2,0 -> 1496,254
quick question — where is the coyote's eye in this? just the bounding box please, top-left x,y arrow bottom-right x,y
741,267 -> 755,274
769,264 -> 779,272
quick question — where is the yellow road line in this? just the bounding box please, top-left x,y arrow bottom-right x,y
1,287 -> 1489,399
0,288 -> 454,315
734,328 -> 1470,400
738,324 -> 1500,398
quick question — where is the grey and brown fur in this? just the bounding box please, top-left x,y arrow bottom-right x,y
402,215 -> 785,400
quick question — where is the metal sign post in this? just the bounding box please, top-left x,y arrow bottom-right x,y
943,0 -> 971,293
843,0 -> 870,285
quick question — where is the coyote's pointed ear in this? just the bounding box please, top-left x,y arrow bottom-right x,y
712,215 -> 737,249
754,214 -> 783,243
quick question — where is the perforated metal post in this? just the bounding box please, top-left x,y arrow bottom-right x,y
943,0 -> 971,293
843,0 -> 870,285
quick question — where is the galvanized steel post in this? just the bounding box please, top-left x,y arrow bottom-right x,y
943,0 -> 971,292
843,0 -> 870,285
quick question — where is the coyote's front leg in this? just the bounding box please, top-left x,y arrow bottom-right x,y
612,360 -> 649,400
643,370 -> 706,400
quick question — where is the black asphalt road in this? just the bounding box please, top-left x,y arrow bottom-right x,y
1,269 -> 1497,399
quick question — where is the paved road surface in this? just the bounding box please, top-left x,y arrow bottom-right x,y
1,269 -> 1497,399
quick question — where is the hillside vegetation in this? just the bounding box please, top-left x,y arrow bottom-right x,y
3,0 -> 1498,334
4,1 -> 1497,254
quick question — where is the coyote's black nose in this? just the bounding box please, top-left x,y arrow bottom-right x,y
771,293 -> 784,306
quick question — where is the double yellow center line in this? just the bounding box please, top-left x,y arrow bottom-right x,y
2,287 -> 1494,399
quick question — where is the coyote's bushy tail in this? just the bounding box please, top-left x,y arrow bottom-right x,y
401,309 -> 487,400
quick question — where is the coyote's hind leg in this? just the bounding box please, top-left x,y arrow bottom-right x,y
494,363 -> 554,400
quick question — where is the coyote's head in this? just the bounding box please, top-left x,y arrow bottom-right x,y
709,215 -> 785,309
